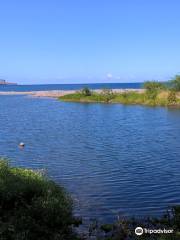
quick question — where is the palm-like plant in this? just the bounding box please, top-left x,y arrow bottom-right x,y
171,75 -> 180,91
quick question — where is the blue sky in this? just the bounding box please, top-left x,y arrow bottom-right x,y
0,0 -> 180,84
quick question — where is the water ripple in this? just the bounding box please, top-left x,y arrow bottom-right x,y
0,95 -> 180,222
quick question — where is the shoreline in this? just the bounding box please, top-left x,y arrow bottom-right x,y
0,89 -> 144,98
1,88 -> 180,107
59,89 -> 180,107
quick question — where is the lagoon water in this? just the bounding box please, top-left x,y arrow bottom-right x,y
0,94 -> 180,222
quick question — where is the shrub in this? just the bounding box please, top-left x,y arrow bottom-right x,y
146,89 -> 158,101
168,90 -> 177,105
144,81 -> 165,101
171,75 -> 180,91
0,159 -> 78,240
101,89 -> 114,103
81,87 -> 92,96
143,81 -> 165,91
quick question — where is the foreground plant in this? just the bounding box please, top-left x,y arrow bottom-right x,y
0,159 -> 78,240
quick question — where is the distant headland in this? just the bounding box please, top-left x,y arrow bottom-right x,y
0,79 -> 17,85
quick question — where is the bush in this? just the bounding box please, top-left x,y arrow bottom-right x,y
171,75 -> 180,91
144,81 -> 165,101
101,89 -> 114,103
81,87 -> 92,96
143,81 -> 165,91
0,159 -> 77,240
146,89 -> 158,101
168,90 -> 177,105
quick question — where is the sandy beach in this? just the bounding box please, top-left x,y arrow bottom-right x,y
0,89 -> 144,98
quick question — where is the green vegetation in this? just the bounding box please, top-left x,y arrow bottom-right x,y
101,88 -> 115,103
59,90 -> 115,103
59,76 -> 180,107
171,75 -> 180,91
113,91 -> 147,105
167,90 -> 177,105
87,206 -> 180,239
0,159 -> 79,240
81,87 -> 92,96
143,81 -> 166,90
143,81 -> 165,101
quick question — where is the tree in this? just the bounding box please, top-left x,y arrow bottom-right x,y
143,81 -> 165,91
144,81 -> 165,100
171,75 -> 180,91
81,87 -> 92,96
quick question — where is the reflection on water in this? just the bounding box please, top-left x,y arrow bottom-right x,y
0,95 -> 180,222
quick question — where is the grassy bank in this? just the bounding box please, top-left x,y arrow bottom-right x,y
59,89 -> 180,107
59,76 -> 180,107
0,159 -> 79,240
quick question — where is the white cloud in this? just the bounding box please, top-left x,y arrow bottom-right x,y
107,73 -> 113,79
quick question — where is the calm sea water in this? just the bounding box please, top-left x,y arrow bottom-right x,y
0,95 -> 180,223
0,82 -> 142,92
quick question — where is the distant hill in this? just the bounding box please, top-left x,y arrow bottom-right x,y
0,79 -> 17,85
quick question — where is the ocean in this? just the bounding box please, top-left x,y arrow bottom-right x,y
0,82 -> 143,92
